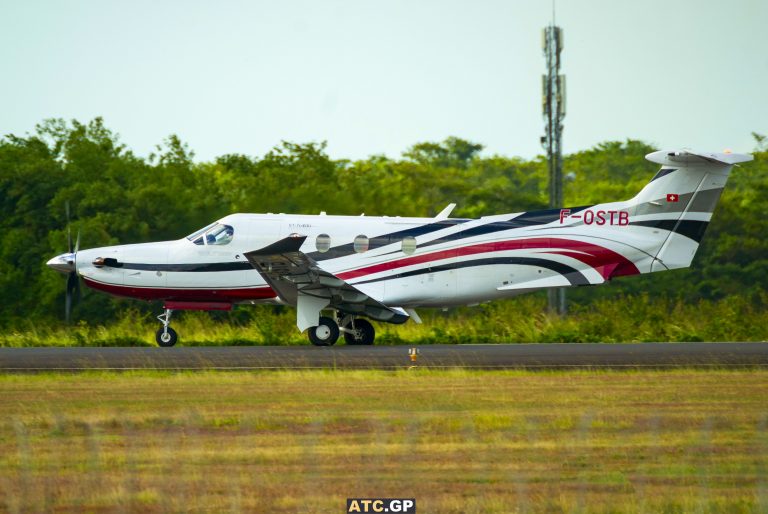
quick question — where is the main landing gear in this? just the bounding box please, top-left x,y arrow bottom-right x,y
307,316 -> 339,346
156,308 -> 178,347
343,318 -> 375,346
153,307 -> 376,348
307,314 -> 376,346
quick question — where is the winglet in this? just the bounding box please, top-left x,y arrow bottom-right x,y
244,234 -> 307,257
435,203 -> 456,220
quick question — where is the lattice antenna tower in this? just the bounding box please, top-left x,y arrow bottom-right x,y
541,7 -> 567,314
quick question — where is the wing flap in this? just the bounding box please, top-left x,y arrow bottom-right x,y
244,235 -> 409,330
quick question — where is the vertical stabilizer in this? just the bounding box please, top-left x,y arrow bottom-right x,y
629,150 -> 752,272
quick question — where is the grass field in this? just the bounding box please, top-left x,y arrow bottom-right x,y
1,369 -> 767,513
3,293 -> 768,347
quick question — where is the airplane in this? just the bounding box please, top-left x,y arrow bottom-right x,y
47,149 -> 752,347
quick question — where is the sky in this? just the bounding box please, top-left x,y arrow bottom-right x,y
0,0 -> 766,162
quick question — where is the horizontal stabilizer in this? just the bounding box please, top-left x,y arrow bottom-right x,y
646,150 -> 753,167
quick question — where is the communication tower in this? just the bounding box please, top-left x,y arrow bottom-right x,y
541,22 -> 567,314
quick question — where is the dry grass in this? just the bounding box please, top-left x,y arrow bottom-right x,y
0,369 -> 767,513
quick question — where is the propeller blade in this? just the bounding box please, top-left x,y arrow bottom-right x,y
66,201 -> 72,254
65,285 -> 72,324
66,271 -> 78,294
62,201 -> 81,323
66,271 -> 79,323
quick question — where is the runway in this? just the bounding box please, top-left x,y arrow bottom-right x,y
1,342 -> 767,371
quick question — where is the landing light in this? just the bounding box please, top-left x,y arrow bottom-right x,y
93,257 -> 105,268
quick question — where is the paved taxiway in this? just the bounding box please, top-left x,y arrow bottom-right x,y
0,342 -> 767,371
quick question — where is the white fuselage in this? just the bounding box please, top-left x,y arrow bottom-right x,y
74,205 -> 658,310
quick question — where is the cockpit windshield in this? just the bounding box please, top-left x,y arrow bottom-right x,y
187,223 -> 234,246
186,223 -> 216,242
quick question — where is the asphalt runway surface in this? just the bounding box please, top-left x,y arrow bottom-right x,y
0,342 -> 767,371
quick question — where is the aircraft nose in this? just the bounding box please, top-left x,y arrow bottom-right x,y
46,252 -> 76,274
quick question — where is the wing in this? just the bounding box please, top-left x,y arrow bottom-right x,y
244,235 -> 409,331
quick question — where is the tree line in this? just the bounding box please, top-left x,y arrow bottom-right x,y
1,118 -> 765,326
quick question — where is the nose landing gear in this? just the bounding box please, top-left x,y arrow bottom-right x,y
156,309 -> 178,347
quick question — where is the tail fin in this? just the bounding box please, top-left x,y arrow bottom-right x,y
629,150 -> 752,272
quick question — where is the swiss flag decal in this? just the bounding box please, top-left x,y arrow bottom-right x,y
666,193 -> 679,203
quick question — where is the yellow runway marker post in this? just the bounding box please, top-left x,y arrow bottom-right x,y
408,347 -> 420,369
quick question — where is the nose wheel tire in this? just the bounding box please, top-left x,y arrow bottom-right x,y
343,319 -> 375,345
156,327 -> 178,347
308,316 -> 339,346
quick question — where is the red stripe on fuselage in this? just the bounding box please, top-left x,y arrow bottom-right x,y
83,238 -> 639,303
545,250 -> 639,279
82,277 -> 276,302
338,237 -> 639,281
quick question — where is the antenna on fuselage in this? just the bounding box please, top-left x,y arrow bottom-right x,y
434,203 -> 456,220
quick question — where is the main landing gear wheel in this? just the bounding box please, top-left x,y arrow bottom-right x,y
156,327 -> 178,347
344,318 -> 375,346
308,316 -> 340,346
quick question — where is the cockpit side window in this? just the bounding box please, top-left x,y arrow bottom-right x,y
206,224 -> 234,245
189,223 -> 234,246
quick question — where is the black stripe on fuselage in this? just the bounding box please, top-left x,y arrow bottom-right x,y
114,262 -> 254,272
112,208 -> 601,274
110,209 -> 596,273
352,257 -> 590,286
416,206 -> 593,250
308,218 -> 470,261
650,168 -> 677,182
630,219 -> 710,243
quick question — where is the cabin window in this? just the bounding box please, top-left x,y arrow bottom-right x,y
401,236 -> 417,255
353,235 -> 369,253
316,233 -> 331,253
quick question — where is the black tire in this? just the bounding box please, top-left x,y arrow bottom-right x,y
344,318 -> 375,345
156,327 -> 178,347
308,316 -> 339,346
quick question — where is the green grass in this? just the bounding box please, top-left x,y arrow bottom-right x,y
3,293 -> 767,347
0,369 -> 767,512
